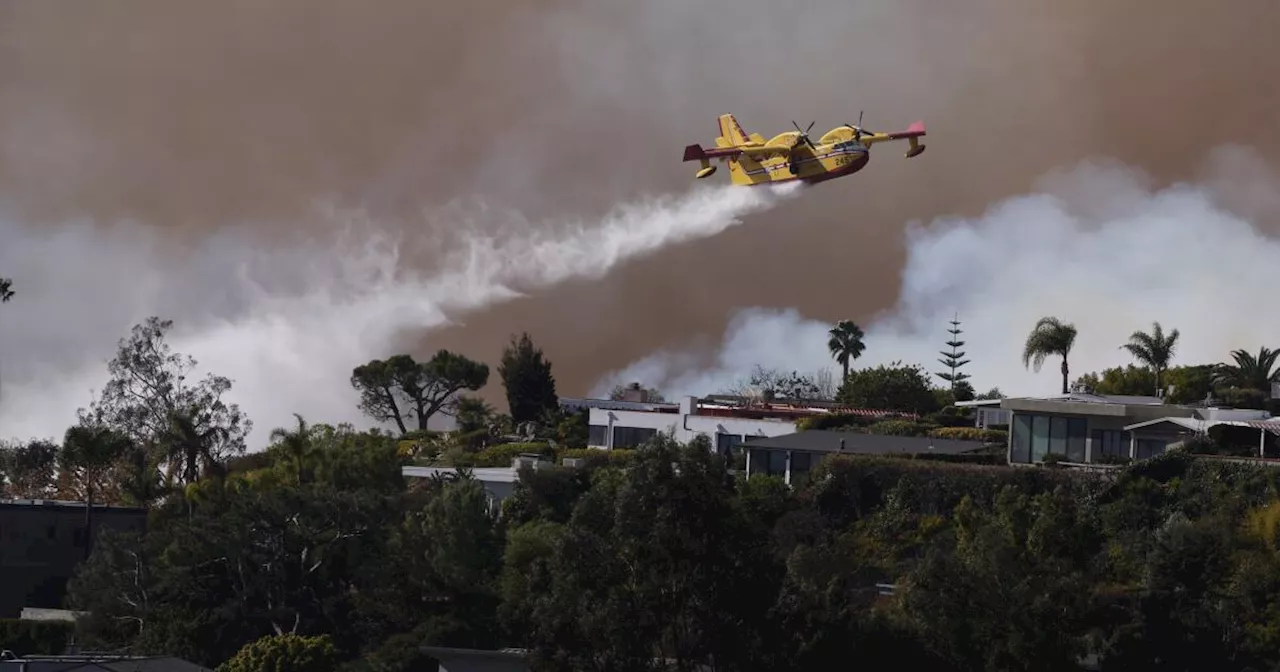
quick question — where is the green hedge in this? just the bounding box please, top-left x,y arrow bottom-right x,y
927,427 -> 1009,443
798,413 -> 887,431
472,442 -> 552,467
0,619 -> 72,656
557,448 -> 637,468
866,420 -> 939,437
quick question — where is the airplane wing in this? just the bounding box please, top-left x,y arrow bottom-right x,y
862,121 -> 926,157
683,143 -> 792,163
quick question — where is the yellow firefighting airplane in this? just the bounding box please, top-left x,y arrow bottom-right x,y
681,112 -> 926,186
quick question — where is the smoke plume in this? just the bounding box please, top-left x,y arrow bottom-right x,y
595,145 -> 1280,399
0,183 -> 797,445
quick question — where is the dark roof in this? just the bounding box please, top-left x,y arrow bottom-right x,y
742,430 -> 990,456
0,499 -> 146,513
0,655 -> 211,672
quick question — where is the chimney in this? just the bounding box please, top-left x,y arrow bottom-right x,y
621,382 -> 649,403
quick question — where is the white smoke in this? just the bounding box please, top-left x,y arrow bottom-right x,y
593,146 -> 1280,400
0,181 -> 801,448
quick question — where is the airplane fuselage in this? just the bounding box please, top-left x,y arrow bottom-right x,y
727,136 -> 871,187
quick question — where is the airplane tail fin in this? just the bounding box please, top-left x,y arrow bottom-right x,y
717,113 -> 751,146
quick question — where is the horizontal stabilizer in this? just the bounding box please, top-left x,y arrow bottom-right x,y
888,121 -> 926,140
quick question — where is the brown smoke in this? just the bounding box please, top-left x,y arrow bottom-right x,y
4,0 -> 1280,410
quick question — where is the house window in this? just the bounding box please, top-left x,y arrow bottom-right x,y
588,425 -> 607,446
1012,415 -> 1032,463
1135,437 -> 1168,460
748,449 -> 787,478
612,426 -> 657,449
790,452 -> 813,488
1011,413 -> 1088,463
716,433 -> 743,456
1091,429 -> 1132,459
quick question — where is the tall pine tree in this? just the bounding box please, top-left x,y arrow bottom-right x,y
499,332 -> 559,426
937,314 -> 972,392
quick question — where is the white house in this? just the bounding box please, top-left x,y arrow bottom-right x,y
561,389 -> 903,456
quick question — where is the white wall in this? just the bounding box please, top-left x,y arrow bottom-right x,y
587,407 -> 798,449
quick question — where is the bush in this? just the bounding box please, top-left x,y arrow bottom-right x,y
473,442 -> 552,467
798,413 -> 888,431
914,452 -> 1006,466
866,420 -> 938,437
803,453 -> 1087,525
0,619 -> 72,656
923,409 -> 975,428
217,633 -> 340,672
557,448 -> 636,468
928,427 -> 1009,443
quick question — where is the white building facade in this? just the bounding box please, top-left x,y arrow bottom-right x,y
569,396 -> 802,454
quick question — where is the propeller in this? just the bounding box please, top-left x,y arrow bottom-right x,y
790,120 -> 817,147
845,110 -> 867,141
789,120 -> 816,175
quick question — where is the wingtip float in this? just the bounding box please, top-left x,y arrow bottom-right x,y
682,112 -> 926,186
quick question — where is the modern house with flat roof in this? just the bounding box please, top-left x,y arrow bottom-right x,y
967,392 -> 1280,465
740,430 -> 990,487
0,499 -> 147,618
561,387 -> 915,455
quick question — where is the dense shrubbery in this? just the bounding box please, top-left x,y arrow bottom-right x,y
0,619 -> 73,656
927,426 -> 1009,443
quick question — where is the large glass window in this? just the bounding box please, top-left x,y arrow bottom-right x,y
748,449 -> 787,477
791,452 -> 813,488
1011,414 -> 1032,463
768,450 -> 788,476
1091,429 -> 1132,459
612,426 -> 657,449
716,433 -> 743,456
1067,418 -> 1087,462
588,425 -> 608,446
1011,413 -> 1090,463
1031,415 -> 1050,462
1049,417 -> 1068,457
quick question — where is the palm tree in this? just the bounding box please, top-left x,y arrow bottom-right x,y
1214,347 -> 1280,391
160,409 -> 231,485
1022,316 -> 1078,394
827,320 -> 866,380
269,413 -> 315,486
60,424 -> 132,559
1121,321 -> 1180,395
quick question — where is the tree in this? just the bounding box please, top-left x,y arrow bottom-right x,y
0,278 -> 12,303
1073,365 -> 1158,397
836,361 -> 940,414
351,351 -> 490,434
1022,316 -> 1078,394
59,423 -> 133,559
936,313 -> 972,393
269,414 -> 316,487
1121,321 -> 1180,394
81,317 -> 251,480
1214,347 -> 1280,392
828,320 -> 866,380
217,633 -> 340,672
0,439 -> 58,499
608,383 -> 666,403
498,333 -> 558,426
